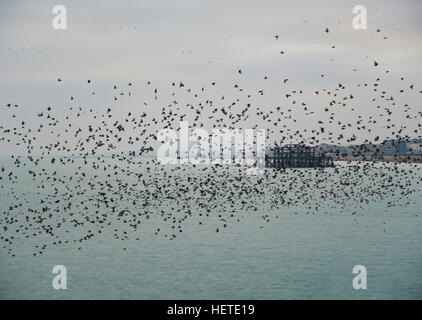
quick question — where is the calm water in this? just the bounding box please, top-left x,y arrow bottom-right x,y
0,159 -> 421,299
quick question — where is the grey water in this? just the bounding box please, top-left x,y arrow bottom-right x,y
0,159 -> 421,299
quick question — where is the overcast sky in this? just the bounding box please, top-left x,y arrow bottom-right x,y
0,0 -> 421,156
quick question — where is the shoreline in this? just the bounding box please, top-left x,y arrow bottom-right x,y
336,155 -> 422,163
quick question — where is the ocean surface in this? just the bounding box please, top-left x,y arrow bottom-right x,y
0,158 -> 421,299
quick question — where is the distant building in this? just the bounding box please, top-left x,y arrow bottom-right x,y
265,144 -> 334,168
406,141 -> 422,154
397,141 -> 408,154
378,140 -> 422,155
378,140 -> 405,155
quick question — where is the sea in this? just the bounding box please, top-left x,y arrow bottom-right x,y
0,157 -> 421,299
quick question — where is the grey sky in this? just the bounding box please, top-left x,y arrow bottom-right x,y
0,0 -> 421,156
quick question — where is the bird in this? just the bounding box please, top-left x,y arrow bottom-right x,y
0,24 -> 421,258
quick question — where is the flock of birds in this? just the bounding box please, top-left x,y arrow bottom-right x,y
1,28 -> 421,257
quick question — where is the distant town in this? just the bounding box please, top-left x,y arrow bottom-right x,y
265,139 -> 422,168
319,138 -> 422,162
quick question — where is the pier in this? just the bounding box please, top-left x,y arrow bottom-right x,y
265,144 -> 334,168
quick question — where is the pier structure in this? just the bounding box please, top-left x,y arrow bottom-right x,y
265,144 -> 334,168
